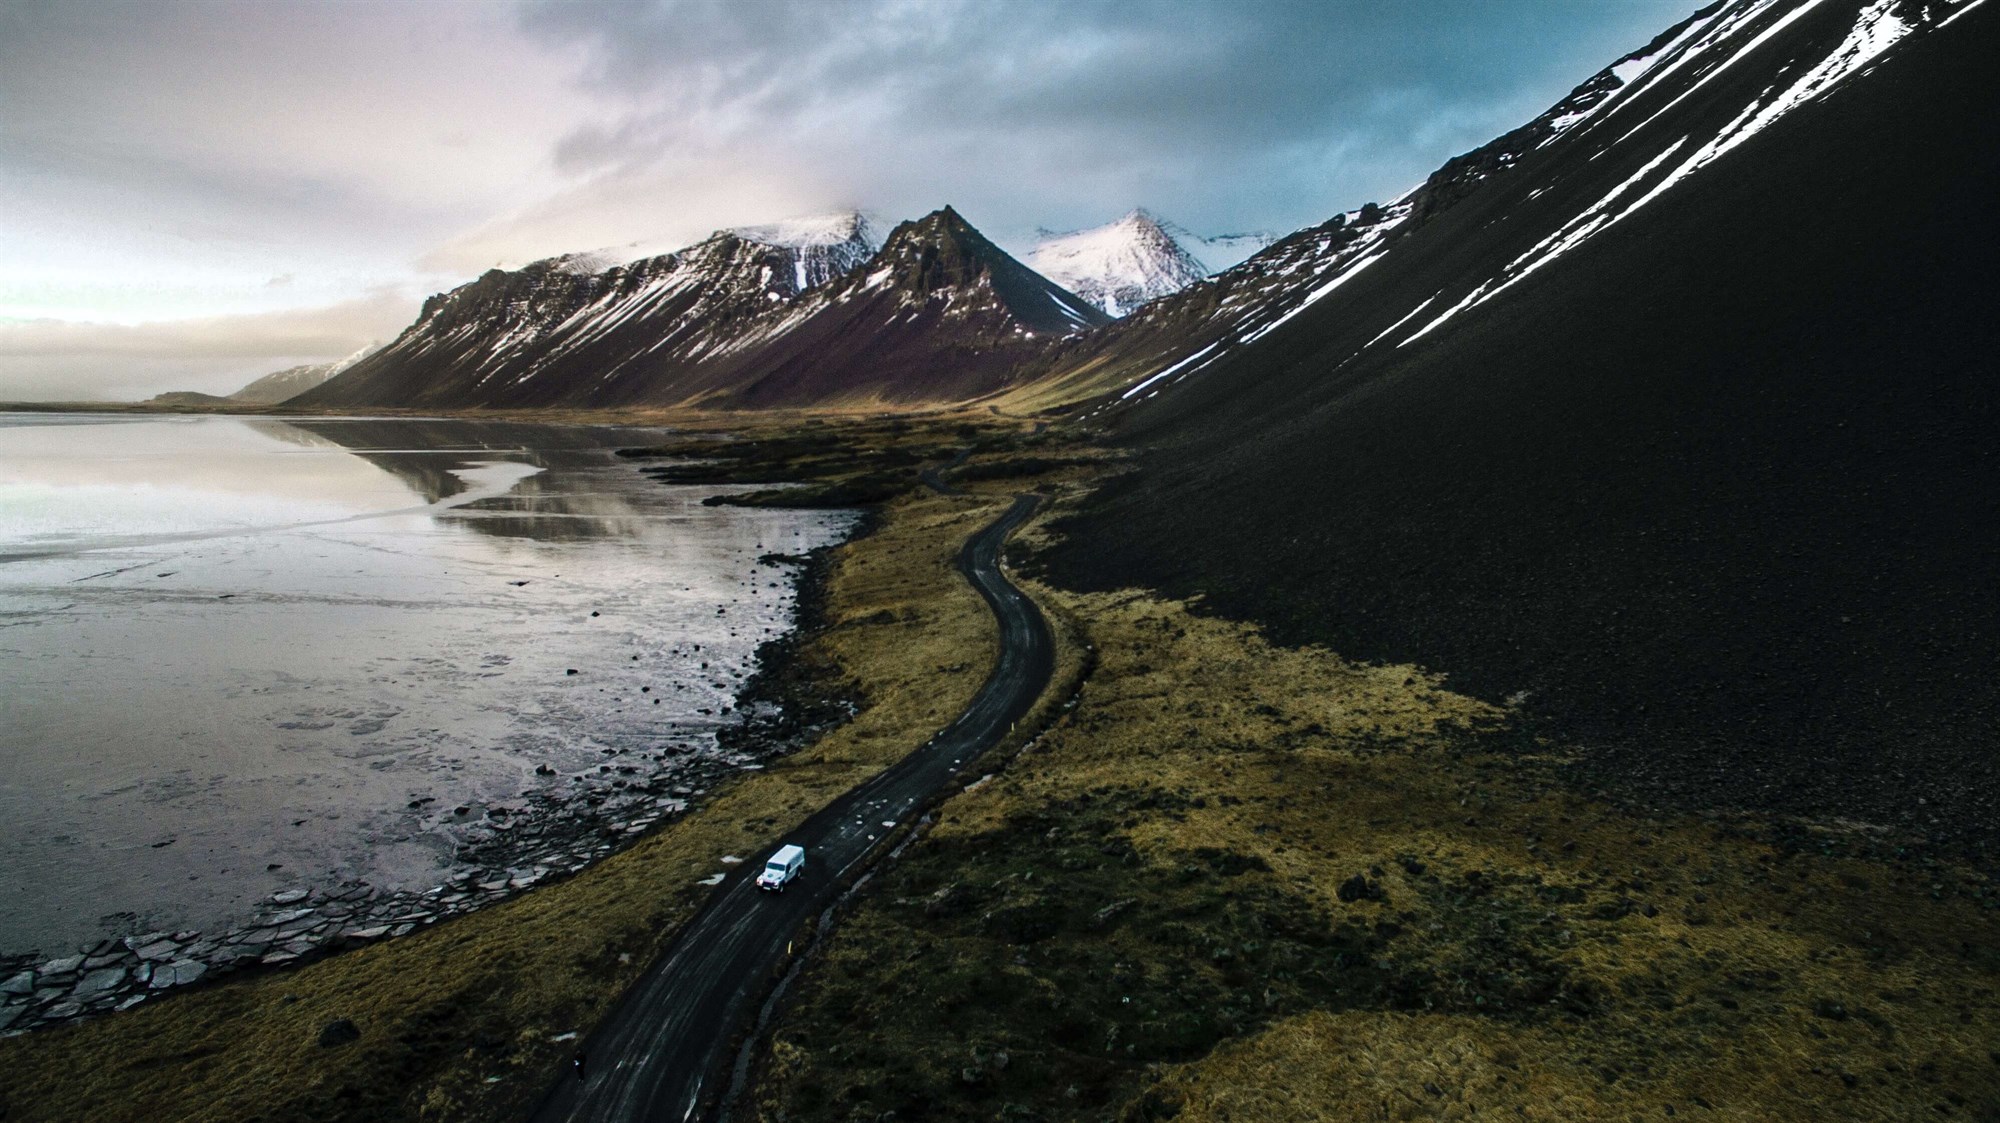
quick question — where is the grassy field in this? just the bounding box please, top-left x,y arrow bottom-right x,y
749,467 -> 2000,1123
0,419 -> 1030,1123
6,422 -> 1994,1123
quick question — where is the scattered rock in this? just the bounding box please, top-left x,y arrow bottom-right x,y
71,968 -> 125,1000
133,940 -> 180,962
1090,898 -> 1138,930
1337,874 -> 1386,903
151,961 -> 206,989
317,1018 -> 361,1047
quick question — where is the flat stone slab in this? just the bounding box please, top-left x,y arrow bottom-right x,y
70,967 -> 125,999
150,961 -> 206,989
134,940 -> 180,962
269,888 -> 311,905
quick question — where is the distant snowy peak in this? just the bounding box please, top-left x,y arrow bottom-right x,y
1187,229 -> 1280,272
838,206 -> 1110,335
729,211 -> 884,293
229,343 -> 379,404
729,210 -> 881,250
1029,210 -> 1213,317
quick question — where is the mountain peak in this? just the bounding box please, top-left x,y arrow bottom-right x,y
1028,209 -> 1212,317
856,207 -> 1108,335
729,210 -> 880,252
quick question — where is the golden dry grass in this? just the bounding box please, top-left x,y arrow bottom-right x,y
0,482 -> 1015,1123
749,476 -> 2000,1123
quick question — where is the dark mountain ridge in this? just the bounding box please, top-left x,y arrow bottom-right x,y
297,208 -> 1104,411
1043,0 -> 2000,857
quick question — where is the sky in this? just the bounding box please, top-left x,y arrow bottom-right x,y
0,0 -> 1699,401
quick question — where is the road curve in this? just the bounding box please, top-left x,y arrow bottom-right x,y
530,493 -> 1053,1123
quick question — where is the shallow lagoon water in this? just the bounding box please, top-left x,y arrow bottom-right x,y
0,414 -> 853,956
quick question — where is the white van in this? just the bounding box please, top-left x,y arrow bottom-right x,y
757,844 -> 805,892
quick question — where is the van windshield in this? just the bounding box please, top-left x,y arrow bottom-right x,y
765,863 -> 787,876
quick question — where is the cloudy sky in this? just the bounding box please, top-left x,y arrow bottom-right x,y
0,0 -> 1696,401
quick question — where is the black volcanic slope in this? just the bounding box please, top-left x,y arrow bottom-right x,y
1048,3 -> 2000,856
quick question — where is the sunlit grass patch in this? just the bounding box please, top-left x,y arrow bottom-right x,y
750,489 -> 2000,1121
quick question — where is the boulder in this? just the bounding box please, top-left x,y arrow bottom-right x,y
317,1018 -> 361,1047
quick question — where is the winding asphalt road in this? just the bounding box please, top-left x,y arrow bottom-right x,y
530,493 -> 1052,1123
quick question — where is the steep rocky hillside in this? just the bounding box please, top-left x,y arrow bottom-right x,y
1044,0 -> 2000,856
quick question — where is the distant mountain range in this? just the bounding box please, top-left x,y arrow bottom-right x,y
294,207 -> 1109,410
1028,210 -> 1268,317
229,345 -> 378,404
291,203 -> 1273,409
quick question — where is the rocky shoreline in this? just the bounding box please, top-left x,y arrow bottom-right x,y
0,533 -> 861,1040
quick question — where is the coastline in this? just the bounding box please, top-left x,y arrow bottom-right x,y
0,417 -> 1026,1123
0,431 -> 867,1041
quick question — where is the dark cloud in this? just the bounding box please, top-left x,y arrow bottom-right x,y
2,0 -> 1703,398
518,0 -> 1701,241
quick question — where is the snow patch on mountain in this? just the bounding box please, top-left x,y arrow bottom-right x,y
1398,0 -> 1939,349
1190,230 -> 1279,272
1029,210 -> 1215,317
229,343 -> 380,404
730,211 -> 880,250
730,211 -> 884,293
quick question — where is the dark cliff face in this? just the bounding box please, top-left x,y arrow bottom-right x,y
1043,0 -> 2000,855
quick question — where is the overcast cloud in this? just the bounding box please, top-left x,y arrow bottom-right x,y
0,0 -> 1695,400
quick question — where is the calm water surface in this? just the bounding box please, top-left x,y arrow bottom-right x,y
0,414 -> 853,954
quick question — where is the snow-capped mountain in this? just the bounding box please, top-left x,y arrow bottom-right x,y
298,207 -> 1103,410
1042,0 -> 2000,846
693,206 -> 1109,407
1023,0 -> 1983,419
728,211 -> 882,291
227,344 -> 379,404
1028,210 -> 1211,317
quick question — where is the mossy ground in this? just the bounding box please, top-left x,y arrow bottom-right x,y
0,418 -> 1028,1123
749,470 -> 2000,1123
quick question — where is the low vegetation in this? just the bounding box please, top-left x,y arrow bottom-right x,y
0,417 -> 1025,1122
749,465 -> 2000,1122
7,418 -> 1993,1123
